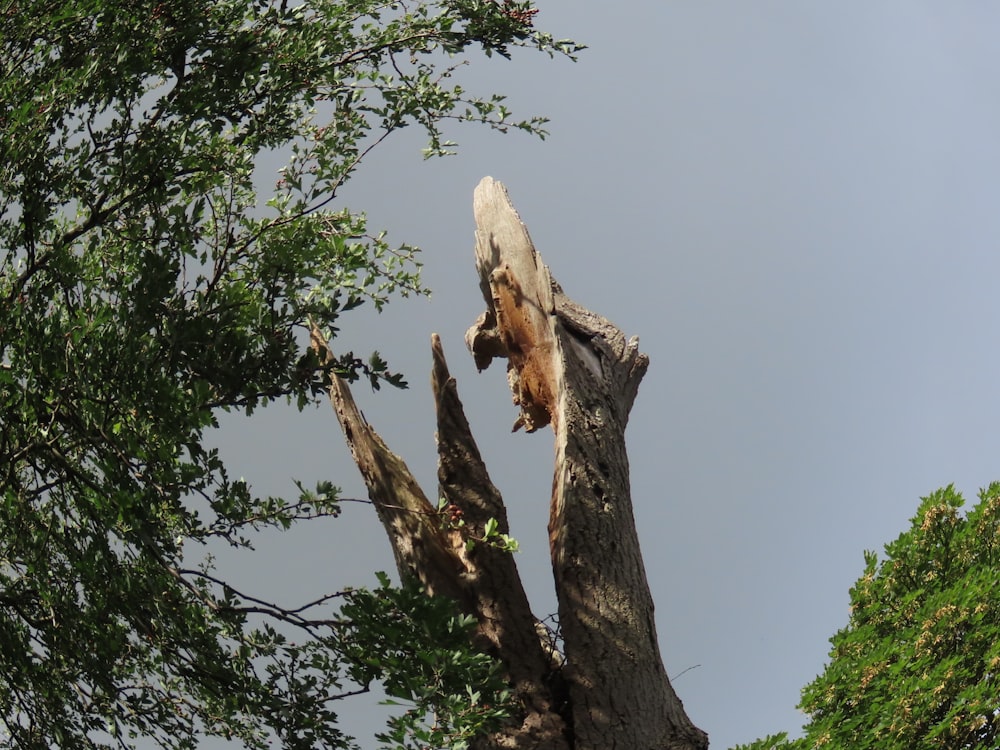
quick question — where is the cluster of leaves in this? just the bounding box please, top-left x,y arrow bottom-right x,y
437,498 -> 519,554
0,0 -> 578,747
733,483 -> 1000,750
340,573 -> 513,750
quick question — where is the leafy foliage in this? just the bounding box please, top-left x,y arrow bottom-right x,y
340,573 -> 513,750
733,484 -> 1000,750
0,0 -> 578,747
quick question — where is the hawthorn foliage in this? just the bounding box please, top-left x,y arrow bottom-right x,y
0,1 -> 579,747
733,483 -> 1000,750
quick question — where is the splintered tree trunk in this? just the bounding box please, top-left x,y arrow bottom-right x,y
313,177 -> 708,750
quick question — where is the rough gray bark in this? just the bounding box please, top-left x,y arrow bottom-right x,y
315,177 -> 708,750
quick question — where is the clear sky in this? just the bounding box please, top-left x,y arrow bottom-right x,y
207,4 -> 1000,748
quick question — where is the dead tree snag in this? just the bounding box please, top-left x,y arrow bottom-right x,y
315,177 -> 708,750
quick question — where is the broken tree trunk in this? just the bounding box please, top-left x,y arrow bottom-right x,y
314,177 -> 708,750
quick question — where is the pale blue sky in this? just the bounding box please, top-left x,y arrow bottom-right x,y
211,4 -> 1000,747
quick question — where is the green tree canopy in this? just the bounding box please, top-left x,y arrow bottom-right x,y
0,1 -> 579,747
733,483 -> 1000,750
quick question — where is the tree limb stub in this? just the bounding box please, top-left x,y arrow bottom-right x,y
310,325 -> 467,604
314,325 -> 570,749
467,177 -> 708,749
431,333 -> 571,749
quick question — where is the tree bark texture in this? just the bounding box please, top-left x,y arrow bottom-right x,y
314,177 -> 708,750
